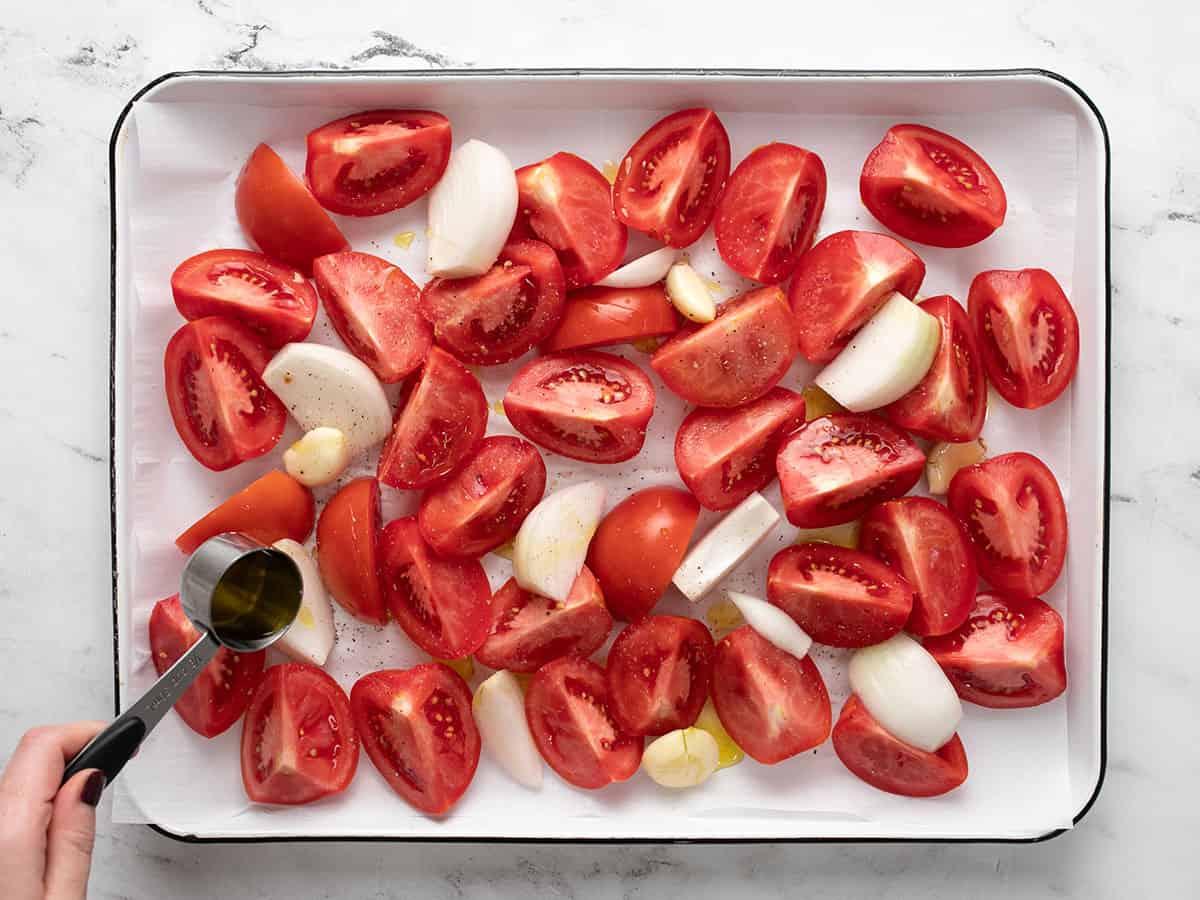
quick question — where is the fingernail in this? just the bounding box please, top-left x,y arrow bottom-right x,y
81,771 -> 106,807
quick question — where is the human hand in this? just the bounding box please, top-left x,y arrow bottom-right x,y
0,722 -> 107,900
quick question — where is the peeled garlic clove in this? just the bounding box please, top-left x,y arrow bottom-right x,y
665,262 -> 717,323
642,727 -> 720,788
283,427 -> 351,487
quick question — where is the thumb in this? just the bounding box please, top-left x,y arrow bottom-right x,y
43,769 -> 103,900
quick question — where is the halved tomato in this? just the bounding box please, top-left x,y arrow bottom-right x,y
860,497 -> 978,637
968,268 -> 1080,410
787,230 -> 925,363
605,615 -> 713,736
305,109 -> 452,216
775,413 -> 925,527
541,284 -> 678,353
767,543 -> 914,648
947,452 -> 1068,597
164,316 -> 287,471
171,249 -> 318,347
503,350 -> 655,463
710,625 -> 831,764
240,663 -> 359,805
511,152 -> 627,289
377,346 -> 488,489
379,517 -> 491,658
860,123 -> 1006,249
925,592 -> 1067,709
176,470 -> 314,554
524,656 -> 642,789
474,567 -> 613,672
350,664 -> 480,814
149,594 -> 265,738
832,694 -> 967,797
674,387 -> 806,511
880,295 -> 987,442
419,239 -> 566,365
235,143 -> 349,275
312,251 -> 433,383
650,286 -> 796,408
586,486 -> 700,621
316,478 -> 386,625
612,108 -> 731,248
417,435 -> 547,558
714,143 -> 827,284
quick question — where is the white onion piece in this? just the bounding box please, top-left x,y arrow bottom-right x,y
665,262 -> 717,323
513,481 -> 606,603
473,671 -> 542,790
672,492 -> 780,602
271,540 -> 335,667
726,591 -> 812,660
848,633 -> 963,753
815,293 -> 941,412
596,247 -> 677,288
427,139 -> 518,277
283,427 -> 351,488
642,728 -> 720,788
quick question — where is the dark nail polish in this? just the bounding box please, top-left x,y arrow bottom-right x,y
81,771 -> 106,807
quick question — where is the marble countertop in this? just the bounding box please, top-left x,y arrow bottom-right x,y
1,1 -> 1195,897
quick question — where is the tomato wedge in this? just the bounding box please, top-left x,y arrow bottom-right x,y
164,317 -> 287,471
474,567 -> 613,673
925,593 -> 1067,709
947,452 -> 1068,597
351,664 -> 480,814
860,123 -> 1006,249
503,350 -> 655,463
541,284 -> 678,353
417,435 -> 547,558
787,230 -> 926,363
860,497 -> 978,637
171,249 -> 318,348
524,656 -> 642,789
149,594 -> 265,738
880,295 -> 987,442
377,346 -> 488,489
832,694 -> 967,797
710,625 -> 831,764
317,478 -> 386,625
419,239 -> 566,365
305,109 -> 452,216
613,108 -> 731,248
240,663 -> 359,805
674,387 -> 806,511
968,268 -> 1080,410
775,413 -> 925,527
714,143 -> 827,284
767,543 -> 914,648
650,286 -> 796,408
379,517 -> 491,658
511,152 -> 627,289
176,470 -> 314,554
235,143 -> 349,276
312,251 -> 433,383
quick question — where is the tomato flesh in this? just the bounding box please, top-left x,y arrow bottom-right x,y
541,284 -> 678,353
316,478 -> 386,625
176,470 -> 314,554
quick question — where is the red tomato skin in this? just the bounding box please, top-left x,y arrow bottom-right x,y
541,284 -> 679,353
235,143 -> 349,276
149,595 -> 265,738
787,230 -> 926,363
968,268 -> 1080,410
650,286 -> 797,408
171,249 -> 318,347
860,123 -> 1006,249
674,387 -> 806,511
880,296 -> 987,442
833,695 -> 968,797
859,497 -> 978,637
305,110 -> 452,216
714,143 -> 827,284
586,487 -> 700,622
312,251 -> 433,383
925,593 -> 1067,709
316,478 -> 387,626
175,470 -> 314,554
710,626 -> 832,764
605,615 -> 714,736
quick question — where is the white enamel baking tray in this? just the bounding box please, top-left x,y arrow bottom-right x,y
109,69 -> 1109,843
